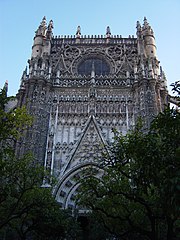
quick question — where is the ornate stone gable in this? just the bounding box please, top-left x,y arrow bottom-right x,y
61,115 -> 107,172
52,115 -> 107,209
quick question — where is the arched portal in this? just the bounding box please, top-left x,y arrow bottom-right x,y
54,163 -> 103,211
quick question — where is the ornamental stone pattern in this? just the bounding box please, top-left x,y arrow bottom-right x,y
16,17 -> 168,210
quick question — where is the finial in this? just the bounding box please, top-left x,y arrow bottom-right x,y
106,26 -> 111,36
3,80 -> 8,95
142,17 -> 154,37
41,16 -> 47,27
160,66 -> 166,78
35,16 -> 47,37
48,20 -> 53,31
160,66 -> 163,75
159,66 -> 167,88
76,26 -> 81,38
136,21 -> 141,30
136,20 -> 142,39
143,16 -> 149,28
22,66 -> 27,79
46,20 -> 53,39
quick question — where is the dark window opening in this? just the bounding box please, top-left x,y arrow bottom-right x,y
78,57 -> 110,76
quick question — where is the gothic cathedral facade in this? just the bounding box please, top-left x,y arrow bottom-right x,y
16,17 -> 168,210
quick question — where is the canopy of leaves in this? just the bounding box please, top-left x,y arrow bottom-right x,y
78,107 -> 180,240
0,88 -> 80,240
0,89 -> 32,149
170,80 -> 180,107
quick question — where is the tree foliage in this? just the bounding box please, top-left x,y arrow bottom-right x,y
0,89 -> 32,150
0,88 -> 80,239
78,106 -> 180,240
170,80 -> 180,107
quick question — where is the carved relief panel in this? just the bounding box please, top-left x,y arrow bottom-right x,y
44,86 -> 135,177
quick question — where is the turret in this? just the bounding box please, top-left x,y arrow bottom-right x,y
31,16 -> 47,58
142,17 -> 157,58
31,17 -> 53,58
136,18 -> 157,58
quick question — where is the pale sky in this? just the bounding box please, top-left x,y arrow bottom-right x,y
0,0 -> 180,96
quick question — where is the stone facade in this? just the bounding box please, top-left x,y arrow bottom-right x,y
16,17 -> 168,210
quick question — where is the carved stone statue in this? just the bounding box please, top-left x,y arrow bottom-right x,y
106,26 -> 111,36
76,25 -> 81,37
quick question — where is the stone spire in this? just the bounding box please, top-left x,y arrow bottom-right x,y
35,16 -> 47,37
48,19 -> 53,31
142,17 -> 154,35
136,20 -> 145,56
46,20 -> 53,39
22,66 -> 27,79
3,80 -> 8,95
160,66 -> 167,89
143,17 -> 149,28
136,21 -> 142,39
20,67 -> 27,89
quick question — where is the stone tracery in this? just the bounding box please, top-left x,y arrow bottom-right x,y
16,17 -> 168,211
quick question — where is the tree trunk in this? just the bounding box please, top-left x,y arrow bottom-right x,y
167,217 -> 174,240
150,218 -> 158,240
